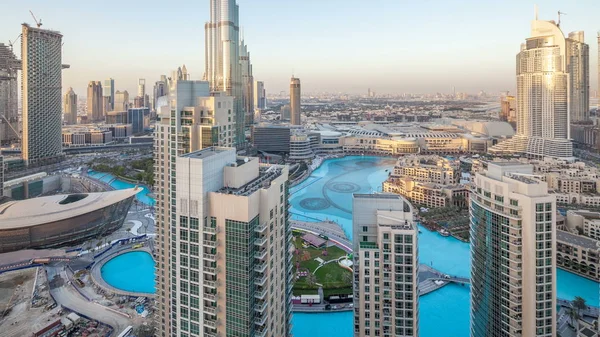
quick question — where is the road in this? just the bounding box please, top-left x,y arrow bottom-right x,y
47,267 -> 131,336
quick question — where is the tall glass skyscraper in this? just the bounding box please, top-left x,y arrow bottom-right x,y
103,78 -> 114,112
470,162 -> 556,337
205,0 -> 244,145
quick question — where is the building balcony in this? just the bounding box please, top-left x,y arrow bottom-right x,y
203,253 -> 217,261
203,240 -> 217,248
204,280 -> 217,288
254,237 -> 267,246
255,315 -> 267,326
205,226 -> 217,234
255,328 -> 267,337
204,320 -> 216,329
254,262 -> 267,273
254,275 -> 267,286
203,266 -> 217,275
204,305 -> 217,315
204,293 -> 217,302
255,302 -> 267,313
255,250 -> 267,260
255,289 -> 267,300
254,223 -> 268,233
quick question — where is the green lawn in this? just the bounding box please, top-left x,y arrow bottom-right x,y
291,234 -> 353,296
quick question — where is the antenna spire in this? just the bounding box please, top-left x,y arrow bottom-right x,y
534,4 -> 538,20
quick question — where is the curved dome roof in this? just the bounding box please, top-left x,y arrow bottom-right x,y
465,122 -> 515,137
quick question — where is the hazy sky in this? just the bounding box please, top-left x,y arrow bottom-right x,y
1,0 -> 599,97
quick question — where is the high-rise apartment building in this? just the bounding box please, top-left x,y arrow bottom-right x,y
114,90 -> 130,112
290,77 -> 301,125
205,0 -> 244,145
87,81 -> 103,122
63,88 -> 77,125
153,75 -> 168,111
253,81 -> 266,111
240,38 -> 254,126
470,162 -> 556,337
21,24 -> 64,165
491,17 -> 588,159
154,70 -> 241,337
159,147 -> 292,337
103,78 -> 115,112
0,43 -> 19,145
352,193 -> 419,337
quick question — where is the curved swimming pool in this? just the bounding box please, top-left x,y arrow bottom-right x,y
290,156 -> 600,337
100,251 -> 156,294
87,170 -> 155,206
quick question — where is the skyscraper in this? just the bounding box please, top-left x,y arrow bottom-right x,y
103,78 -> 114,112
165,147 -> 292,337
138,78 -> 146,98
491,16 -> 588,159
290,77 -> 301,125
470,162 -> 556,337
352,193 -> 419,337
21,24 -> 64,165
63,87 -> 77,125
153,75 -> 168,111
114,90 -> 130,111
0,43 -> 19,146
87,81 -> 103,122
253,80 -> 266,111
240,38 -> 254,126
205,0 -> 244,145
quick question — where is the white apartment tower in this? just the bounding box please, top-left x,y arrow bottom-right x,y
169,147 -> 292,337
0,43 -> 19,145
205,0 -> 244,145
154,69 -> 253,337
470,162 -> 556,337
352,193 -> 419,337
63,87 -> 77,125
21,24 -> 64,165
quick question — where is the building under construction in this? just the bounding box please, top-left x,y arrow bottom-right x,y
0,43 -> 20,146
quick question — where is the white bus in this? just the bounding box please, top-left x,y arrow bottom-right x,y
117,326 -> 133,337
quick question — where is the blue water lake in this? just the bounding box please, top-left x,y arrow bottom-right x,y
100,251 -> 156,294
290,156 -> 600,337
87,170 -> 155,206
92,156 -> 598,337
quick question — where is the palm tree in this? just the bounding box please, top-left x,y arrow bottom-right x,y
573,296 -> 586,316
306,273 -> 317,287
567,307 -> 580,331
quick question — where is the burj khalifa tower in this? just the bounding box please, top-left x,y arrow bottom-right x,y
205,0 -> 244,146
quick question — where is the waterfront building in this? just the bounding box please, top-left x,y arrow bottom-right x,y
470,162 -> 556,337
352,193 -> 419,337
63,87 -> 78,125
114,90 -> 130,112
290,77 -> 301,125
103,78 -> 115,112
555,210 -> 600,281
21,24 -> 64,166
240,38 -> 254,126
154,69 -> 237,337
0,188 -> 139,253
87,81 -> 103,122
166,147 -> 292,337
289,133 -> 315,161
393,155 -> 460,185
205,0 -> 244,145
492,17 -> 589,159
0,43 -> 19,145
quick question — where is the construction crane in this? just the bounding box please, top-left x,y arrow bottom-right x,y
29,10 -> 42,28
7,34 -> 21,52
557,10 -> 566,27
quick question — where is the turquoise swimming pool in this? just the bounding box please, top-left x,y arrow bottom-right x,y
100,251 -> 156,294
87,170 -> 155,206
290,156 -> 600,337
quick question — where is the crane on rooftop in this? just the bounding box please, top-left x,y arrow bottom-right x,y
29,10 -> 42,28
557,10 -> 566,27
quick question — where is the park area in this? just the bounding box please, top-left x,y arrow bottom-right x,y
419,205 -> 470,241
292,231 -> 353,297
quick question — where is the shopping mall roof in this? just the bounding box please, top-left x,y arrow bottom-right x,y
0,188 -> 140,229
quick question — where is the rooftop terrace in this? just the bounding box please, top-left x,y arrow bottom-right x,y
217,165 -> 284,197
